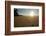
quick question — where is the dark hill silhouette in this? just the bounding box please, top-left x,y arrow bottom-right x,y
14,9 -> 19,16
14,8 -> 24,16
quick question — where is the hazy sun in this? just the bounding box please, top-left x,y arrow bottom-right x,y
30,11 -> 35,16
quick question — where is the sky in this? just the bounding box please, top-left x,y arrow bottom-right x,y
14,8 -> 39,16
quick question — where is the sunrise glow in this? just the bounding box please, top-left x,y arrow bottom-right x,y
30,11 -> 35,16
